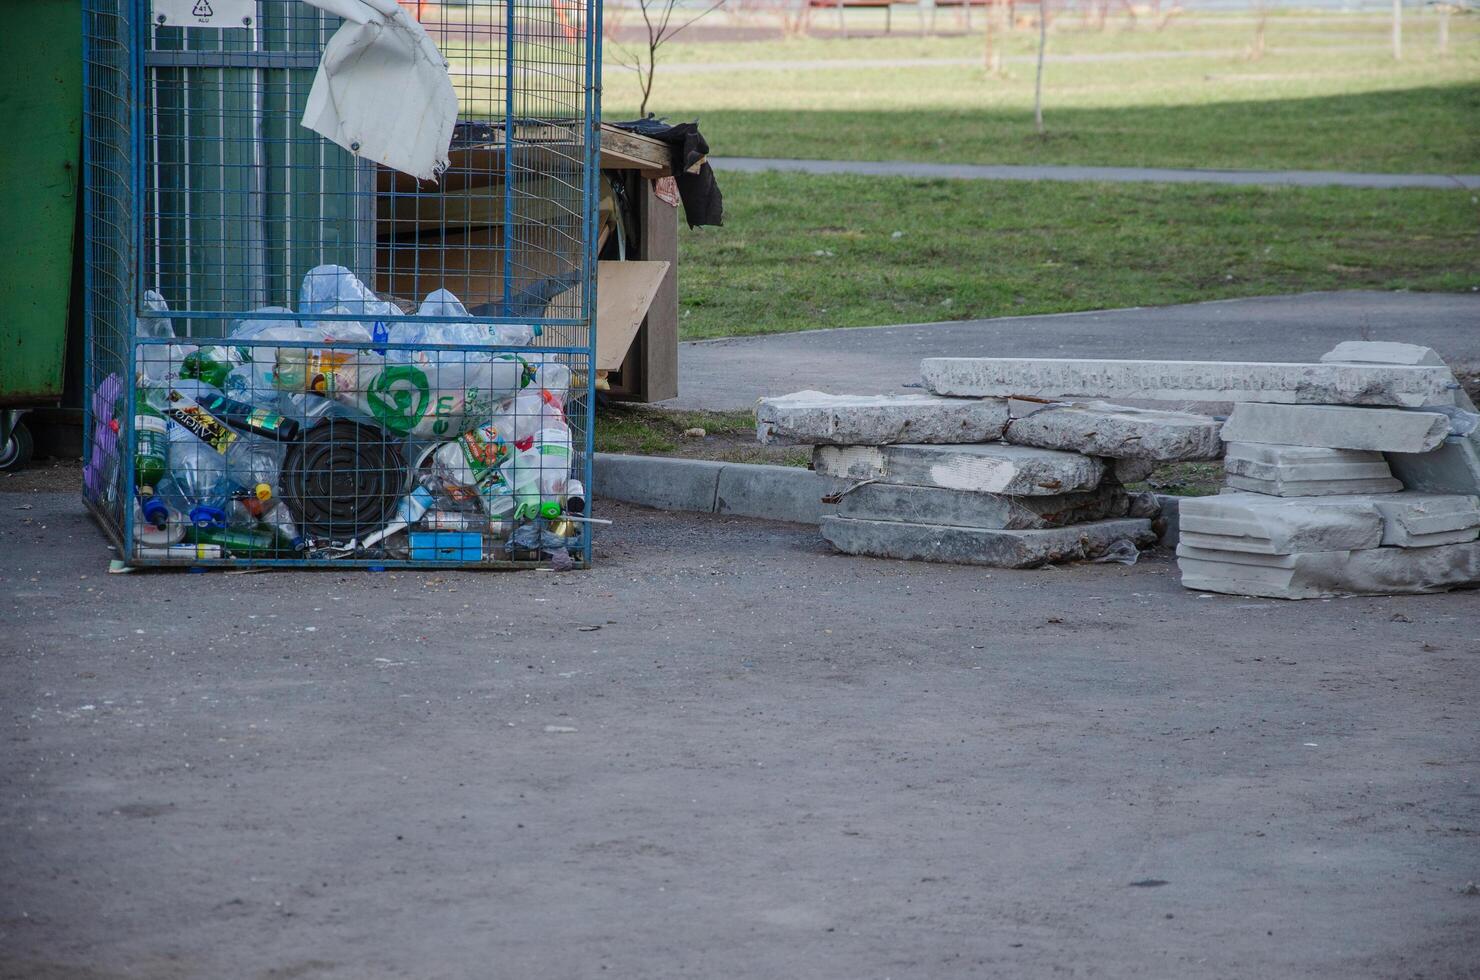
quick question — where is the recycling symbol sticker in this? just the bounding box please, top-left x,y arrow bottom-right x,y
152,0 -> 253,28
365,365 -> 431,435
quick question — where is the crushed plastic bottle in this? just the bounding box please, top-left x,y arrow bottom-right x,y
346,352 -> 535,439
425,427 -> 515,517
162,425 -> 235,529
135,290 -> 199,383
488,388 -> 566,447
388,288 -> 535,349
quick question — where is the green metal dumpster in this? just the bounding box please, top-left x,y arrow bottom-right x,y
0,0 -> 83,469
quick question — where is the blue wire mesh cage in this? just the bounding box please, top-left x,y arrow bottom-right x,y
83,0 -> 600,568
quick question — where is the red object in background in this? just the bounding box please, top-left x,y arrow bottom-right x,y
397,0 -> 429,21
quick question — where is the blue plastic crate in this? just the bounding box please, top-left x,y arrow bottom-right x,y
409,531 -> 484,563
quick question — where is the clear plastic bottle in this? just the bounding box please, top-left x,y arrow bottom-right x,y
135,290 -> 199,384
162,426 -> 234,528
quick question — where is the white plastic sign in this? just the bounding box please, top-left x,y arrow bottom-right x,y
153,0 -> 256,28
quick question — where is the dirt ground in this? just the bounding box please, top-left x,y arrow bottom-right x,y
2,492 -> 1478,979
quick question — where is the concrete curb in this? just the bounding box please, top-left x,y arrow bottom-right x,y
595,452 -> 1182,546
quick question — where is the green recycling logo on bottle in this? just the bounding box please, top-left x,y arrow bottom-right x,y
365,364 -> 432,436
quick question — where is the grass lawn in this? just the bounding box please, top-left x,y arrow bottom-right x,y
603,12 -> 1480,172
594,404 -> 808,465
675,171 -> 1479,340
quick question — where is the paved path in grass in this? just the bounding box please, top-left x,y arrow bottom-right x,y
666,290 -> 1480,411
641,44 -> 1385,75
712,156 -> 1480,190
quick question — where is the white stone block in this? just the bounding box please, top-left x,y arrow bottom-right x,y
755,390 -> 1008,446
1319,341 -> 1475,411
1176,541 -> 1480,599
1219,403 -> 1449,454
813,443 -> 1104,496
1224,443 -> 1401,496
822,516 -> 1156,568
1177,492 -> 1383,554
1387,434 -> 1480,495
920,357 -> 1455,407
1004,400 -> 1224,461
834,481 -> 1134,530
1319,341 -> 1447,367
1370,493 -> 1480,547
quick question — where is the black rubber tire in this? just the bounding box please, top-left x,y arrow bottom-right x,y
280,418 -> 407,542
0,422 -> 33,473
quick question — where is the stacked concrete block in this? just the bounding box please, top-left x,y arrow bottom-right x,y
1222,443 -> 1404,496
1175,491 -> 1480,598
920,357 -> 1457,407
756,391 -> 1008,446
755,391 -> 1207,568
1173,341 -> 1480,598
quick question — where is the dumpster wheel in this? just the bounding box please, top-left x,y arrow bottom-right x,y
0,420 -> 32,473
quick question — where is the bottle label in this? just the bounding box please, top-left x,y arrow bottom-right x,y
244,408 -> 286,434
167,405 -> 237,453
365,364 -> 431,435
458,426 -> 510,484
306,351 -> 354,394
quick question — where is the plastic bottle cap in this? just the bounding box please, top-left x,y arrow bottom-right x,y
254,483 -> 272,502
189,504 -> 228,529
140,494 -> 169,528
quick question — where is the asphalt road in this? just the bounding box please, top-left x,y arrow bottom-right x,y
3,492 -> 1478,979
671,291 -> 1480,411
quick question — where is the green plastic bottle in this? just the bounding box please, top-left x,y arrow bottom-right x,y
133,386 -> 169,493
180,347 -> 241,390
186,525 -> 284,557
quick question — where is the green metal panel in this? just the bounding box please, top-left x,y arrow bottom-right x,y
0,0 -> 83,406
146,9 -> 366,335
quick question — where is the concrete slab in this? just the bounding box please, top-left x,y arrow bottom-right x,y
921,357 -> 1456,407
834,481 -> 1133,530
813,443 -> 1104,496
1370,493 -> 1480,548
822,515 -> 1156,568
1319,341 -> 1448,367
1319,340 -> 1477,414
1177,493 -> 1383,554
1004,400 -> 1223,461
1177,541 -> 1480,599
1387,435 -> 1480,495
756,390 -> 1008,446
1224,443 -> 1402,496
1219,404 -> 1450,454
671,292 -> 1480,412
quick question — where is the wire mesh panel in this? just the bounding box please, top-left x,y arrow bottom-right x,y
83,0 -> 599,569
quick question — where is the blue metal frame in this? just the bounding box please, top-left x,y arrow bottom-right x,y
83,0 -> 601,571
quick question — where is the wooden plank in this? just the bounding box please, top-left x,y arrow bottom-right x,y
376,188 -> 570,236
598,125 -> 671,173
596,261 -> 671,371
610,178 -> 680,403
377,123 -> 669,195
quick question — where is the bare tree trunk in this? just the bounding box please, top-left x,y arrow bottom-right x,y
1438,4 -> 1450,55
1391,0 -> 1402,59
984,0 -> 1002,73
1033,2 -> 1047,134
1247,0 -> 1266,60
